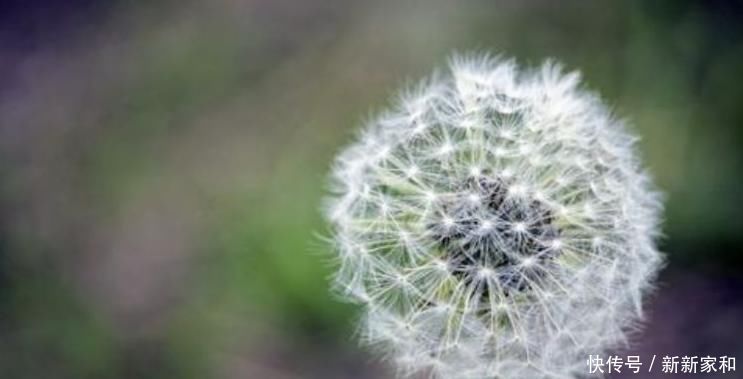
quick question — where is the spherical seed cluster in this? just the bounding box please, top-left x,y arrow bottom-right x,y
325,55 -> 663,379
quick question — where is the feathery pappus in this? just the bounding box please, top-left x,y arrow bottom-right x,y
324,54 -> 663,379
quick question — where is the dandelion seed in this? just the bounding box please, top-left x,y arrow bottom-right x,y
424,190 -> 437,203
469,166 -> 481,177
479,219 -> 494,233
405,166 -> 419,178
442,216 -> 455,228
438,142 -> 454,155
478,267 -> 494,279
467,193 -> 480,204
520,257 -> 536,267
513,222 -> 527,233
325,53 -> 663,379
549,239 -> 563,250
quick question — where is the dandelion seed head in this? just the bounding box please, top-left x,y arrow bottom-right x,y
325,54 -> 663,379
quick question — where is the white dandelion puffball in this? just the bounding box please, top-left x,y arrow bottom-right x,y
325,55 -> 663,379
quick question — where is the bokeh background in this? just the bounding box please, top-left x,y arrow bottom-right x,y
1,1 -> 742,378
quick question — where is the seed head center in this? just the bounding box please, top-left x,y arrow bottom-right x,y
430,174 -> 561,296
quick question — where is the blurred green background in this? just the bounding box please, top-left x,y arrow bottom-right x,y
1,1 -> 742,378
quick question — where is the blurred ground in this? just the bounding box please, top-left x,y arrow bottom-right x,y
1,1 -> 742,378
